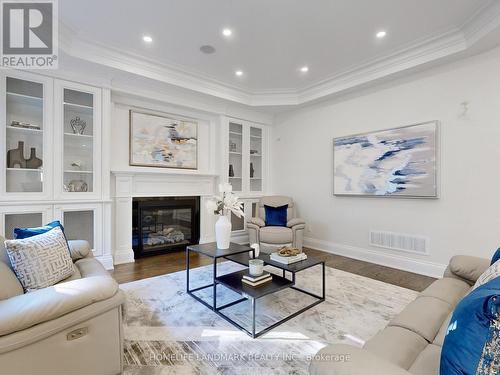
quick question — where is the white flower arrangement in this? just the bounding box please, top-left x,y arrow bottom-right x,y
206,183 -> 244,217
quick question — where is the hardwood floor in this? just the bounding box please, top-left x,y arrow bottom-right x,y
110,247 -> 436,292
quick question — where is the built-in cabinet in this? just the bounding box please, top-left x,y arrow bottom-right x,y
0,70 -> 111,266
223,117 -> 269,236
225,117 -> 268,195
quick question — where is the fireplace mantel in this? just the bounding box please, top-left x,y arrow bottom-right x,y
111,170 -> 218,264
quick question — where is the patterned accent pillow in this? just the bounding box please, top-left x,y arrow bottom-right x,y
4,227 -> 74,292
473,260 -> 500,291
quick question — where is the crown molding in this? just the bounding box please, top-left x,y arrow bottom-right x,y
59,3 -> 500,107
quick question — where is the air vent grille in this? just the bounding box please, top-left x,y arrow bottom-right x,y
369,230 -> 429,255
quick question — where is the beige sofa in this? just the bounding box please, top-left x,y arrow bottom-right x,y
0,236 -> 125,375
310,255 -> 491,375
247,196 -> 306,253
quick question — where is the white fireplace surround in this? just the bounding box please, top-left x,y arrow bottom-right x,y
112,170 -> 218,264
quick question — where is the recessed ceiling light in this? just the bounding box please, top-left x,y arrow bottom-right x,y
143,35 -> 153,43
222,28 -> 232,37
376,30 -> 387,39
300,66 -> 309,73
235,70 -> 243,77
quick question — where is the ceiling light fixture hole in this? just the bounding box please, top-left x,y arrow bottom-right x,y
200,45 -> 216,54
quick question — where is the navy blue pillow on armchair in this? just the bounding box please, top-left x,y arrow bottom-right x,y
264,204 -> 288,226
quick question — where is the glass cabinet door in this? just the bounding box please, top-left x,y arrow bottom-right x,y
4,212 -> 43,239
228,122 -> 243,192
249,126 -> 263,192
5,77 -> 45,193
62,88 -> 95,193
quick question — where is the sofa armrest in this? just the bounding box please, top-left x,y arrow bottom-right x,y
310,344 -> 411,375
249,217 -> 265,227
0,276 -> 119,336
287,218 -> 305,228
68,240 -> 92,261
444,255 -> 490,285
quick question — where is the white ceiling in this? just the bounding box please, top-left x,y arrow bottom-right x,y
59,0 -> 500,105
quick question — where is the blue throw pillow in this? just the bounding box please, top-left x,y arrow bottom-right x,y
440,276 -> 500,375
264,204 -> 288,226
491,247 -> 500,265
14,220 -> 65,239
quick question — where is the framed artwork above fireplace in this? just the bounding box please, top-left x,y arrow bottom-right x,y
129,110 -> 198,169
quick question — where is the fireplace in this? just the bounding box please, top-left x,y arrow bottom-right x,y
132,196 -> 200,258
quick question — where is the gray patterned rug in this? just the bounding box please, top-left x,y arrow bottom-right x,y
121,261 -> 418,374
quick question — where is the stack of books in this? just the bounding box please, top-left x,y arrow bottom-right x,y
242,271 -> 272,287
270,252 -> 307,264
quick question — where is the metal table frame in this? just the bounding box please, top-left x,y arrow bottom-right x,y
186,245 -> 325,338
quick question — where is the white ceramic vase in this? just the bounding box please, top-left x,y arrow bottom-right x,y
215,215 -> 231,249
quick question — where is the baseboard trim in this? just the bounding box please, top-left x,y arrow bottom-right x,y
304,237 -> 446,278
96,254 -> 115,270
114,248 -> 135,265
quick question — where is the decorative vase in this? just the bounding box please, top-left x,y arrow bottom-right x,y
229,164 -> 234,177
7,141 -> 26,168
26,148 -> 42,169
250,162 -> 255,178
215,215 -> 231,249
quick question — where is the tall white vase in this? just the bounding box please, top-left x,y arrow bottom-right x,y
215,215 -> 231,249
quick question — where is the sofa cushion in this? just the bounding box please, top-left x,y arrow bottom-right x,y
4,227 -> 74,292
75,257 -> 109,278
448,255 -> 491,285
420,278 -> 470,306
264,204 -> 288,226
389,296 -> 452,342
408,344 -> 441,375
0,275 -> 119,336
259,226 -> 292,244
67,239 -> 91,261
0,262 -> 23,300
433,313 -> 452,347
364,326 -> 428,369
440,276 -> 500,375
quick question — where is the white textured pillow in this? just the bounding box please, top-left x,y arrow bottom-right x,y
472,260 -> 500,291
4,227 -> 74,292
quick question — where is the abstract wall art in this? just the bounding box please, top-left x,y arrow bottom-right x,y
333,121 -> 438,197
130,110 -> 198,169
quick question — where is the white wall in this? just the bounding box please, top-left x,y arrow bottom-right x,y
272,47 -> 500,277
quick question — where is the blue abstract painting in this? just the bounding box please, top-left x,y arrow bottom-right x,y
334,121 -> 438,197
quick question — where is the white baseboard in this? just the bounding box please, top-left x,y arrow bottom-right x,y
96,254 -> 115,270
114,248 -> 135,265
304,237 -> 446,278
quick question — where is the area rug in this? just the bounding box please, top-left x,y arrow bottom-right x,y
121,261 -> 418,375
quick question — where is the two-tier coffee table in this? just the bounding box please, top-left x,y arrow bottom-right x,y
186,242 -> 325,338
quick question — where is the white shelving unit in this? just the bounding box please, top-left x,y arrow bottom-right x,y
0,71 -> 111,268
223,117 -> 269,236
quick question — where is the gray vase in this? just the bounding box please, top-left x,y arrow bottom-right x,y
7,141 -> 26,168
26,148 -> 43,169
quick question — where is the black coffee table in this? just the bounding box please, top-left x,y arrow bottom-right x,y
186,242 -> 325,338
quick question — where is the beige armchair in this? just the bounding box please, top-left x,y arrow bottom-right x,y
0,236 -> 125,375
247,196 -> 305,254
